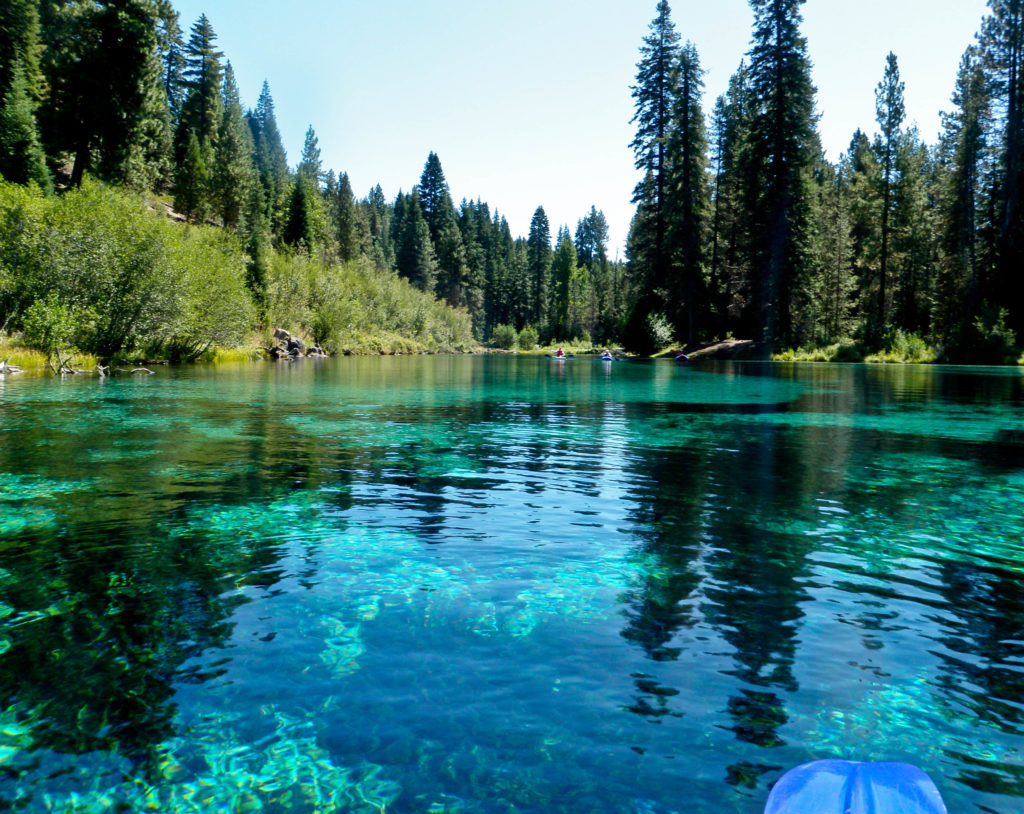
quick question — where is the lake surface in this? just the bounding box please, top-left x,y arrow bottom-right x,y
0,356 -> 1023,813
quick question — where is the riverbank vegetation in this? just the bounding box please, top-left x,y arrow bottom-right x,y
1,0 -> 1022,366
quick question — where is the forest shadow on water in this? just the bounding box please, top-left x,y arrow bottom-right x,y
0,356 -> 1022,813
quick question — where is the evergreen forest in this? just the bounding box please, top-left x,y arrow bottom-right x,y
0,0 -> 1022,364
626,0 -> 1024,363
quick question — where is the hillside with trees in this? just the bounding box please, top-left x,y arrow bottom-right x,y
0,1 -> 628,365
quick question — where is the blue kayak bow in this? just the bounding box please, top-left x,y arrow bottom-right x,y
765,760 -> 947,814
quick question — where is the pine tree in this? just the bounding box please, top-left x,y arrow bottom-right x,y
845,129 -> 882,327
936,48 -> 993,348
574,206 -> 609,270
393,190 -> 438,292
177,14 -> 223,149
174,129 -> 209,222
155,0 -> 186,125
708,64 -> 756,338
0,0 -> 44,107
573,207 -> 613,342
629,0 -> 681,299
418,151 -> 449,240
359,184 -> 393,272
548,230 -> 575,337
212,63 -> 256,229
297,125 -> 323,188
890,128 -> 936,336
666,40 -> 711,345
335,172 -> 359,262
526,206 -> 553,332
874,52 -> 906,337
745,0 -> 820,349
981,0 -> 1024,339
0,59 -> 50,189
415,151 -> 478,322
804,161 -> 855,342
242,182 -> 271,308
283,174 -> 324,252
249,81 -> 290,236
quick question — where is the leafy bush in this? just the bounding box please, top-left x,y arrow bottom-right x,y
771,338 -> 864,363
156,229 -> 254,361
263,252 -> 476,353
833,339 -> 865,362
645,311 -> 675,351
21,292 -> 81,366
491,323 -> 518,349
517,325 -> 538,350
966,309 -> 1018,365
621,304 -> 675,355
0,180 -> 254,360
866,331 -> 936,364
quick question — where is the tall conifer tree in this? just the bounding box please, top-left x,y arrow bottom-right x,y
249,81 -> 290,236
629,0 -> 681,299
874,52 -> 906,336
174,129 -> 209,222
393,190 -> 438,292
708,64 -> 755,337
0,59 -> 50,189
936,48 -> 992,348
0,0 -> 44,107
667,41 -> 710,345
335,172 -> 359,262
981,0 -> 1024,339
156,1 -> 186,125
212,63 -> 256,229
177,14 -> 223,149
745,0 -> 819,349
527,206 -> 553,332
297,125 -> 323,188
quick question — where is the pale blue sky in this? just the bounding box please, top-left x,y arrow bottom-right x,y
171,0 -> 990,256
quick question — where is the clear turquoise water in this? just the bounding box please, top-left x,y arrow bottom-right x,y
0,357 -> 1022,813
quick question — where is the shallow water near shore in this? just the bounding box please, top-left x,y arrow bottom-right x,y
0,356 -> 1022,812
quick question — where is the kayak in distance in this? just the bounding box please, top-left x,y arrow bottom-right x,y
764,760 -> 947,814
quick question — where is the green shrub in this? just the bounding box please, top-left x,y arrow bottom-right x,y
963,309 -> 1019,365
0,179 -> 255,361
157,229 -> 254,361
21,292 -> 81,367
263,253 -> 475,353
865,331 -> 936,364
833,339 -> 865,362
491,323 -> 518,349
517,325 -> 538,350
645,312 -> 675,351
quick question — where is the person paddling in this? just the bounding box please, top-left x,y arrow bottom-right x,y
555,347 -> 565,358
674,349 -> 690,364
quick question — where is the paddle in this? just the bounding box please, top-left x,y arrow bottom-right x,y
765,760 -> 947,814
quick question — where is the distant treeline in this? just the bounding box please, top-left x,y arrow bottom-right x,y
626,0 -> 1024,361
0,1 -> 629,357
